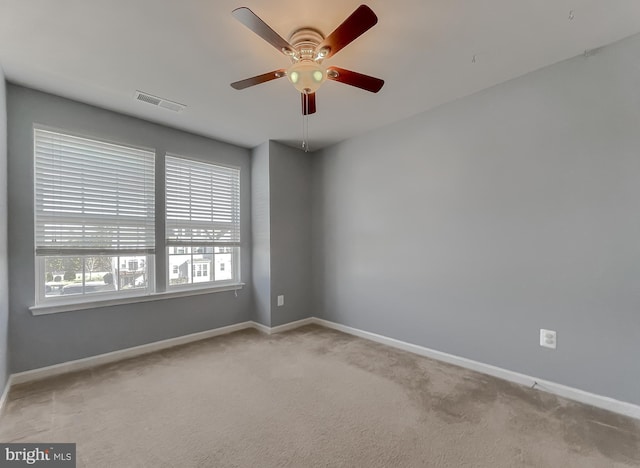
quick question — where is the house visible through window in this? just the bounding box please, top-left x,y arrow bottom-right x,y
34,129 -> 155,304
165,155 -> 240,288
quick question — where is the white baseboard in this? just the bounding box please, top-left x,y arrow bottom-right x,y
251,321 -> 271,334
10,321 -> 255,386
311,318 -> 640,420
268,318 -> 316,334
2,316 -> 638,421
5,318 -> 315,391
251,317 -> 315,335
0,375 -> 14,417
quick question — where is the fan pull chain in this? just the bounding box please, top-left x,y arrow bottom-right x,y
301,113 -> 306,152
301,96 -> 310,153
304,113 -> 309,153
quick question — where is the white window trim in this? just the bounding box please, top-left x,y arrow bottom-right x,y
29,282 -> 245,315
165,154 -> 242,291
33,126 -> 157,307
31,128 -> 246,314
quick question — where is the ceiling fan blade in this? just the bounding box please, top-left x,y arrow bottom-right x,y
230,69 -> 286,90
302,93 -> 317,115
317,5 -> 378,59
232,7 -> 295,56
326,67 -> 384,93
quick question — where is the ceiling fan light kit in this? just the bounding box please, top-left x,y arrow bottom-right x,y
287,59 -> 326,94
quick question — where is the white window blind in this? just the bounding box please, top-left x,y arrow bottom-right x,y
34,129 -> 156,255
165,155 -> 240,246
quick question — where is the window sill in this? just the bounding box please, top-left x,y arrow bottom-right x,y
29,283 -> 245,316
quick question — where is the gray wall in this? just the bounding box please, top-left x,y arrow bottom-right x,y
0,69 -> 9,391
312,34 -> 640,405
251,142 -> 271,326
269,141 -> 312,327
7,85 -> 253,372
251,141 -> 312,327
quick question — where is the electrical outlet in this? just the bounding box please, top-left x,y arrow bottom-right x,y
540,329 -> 557,349
277,295 -> 284,307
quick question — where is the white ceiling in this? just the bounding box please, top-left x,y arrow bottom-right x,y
1,1 -> 640,151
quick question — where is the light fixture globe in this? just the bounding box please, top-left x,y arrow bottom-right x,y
287,60 -> 326,94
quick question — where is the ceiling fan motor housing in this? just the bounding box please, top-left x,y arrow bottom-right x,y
288,28 -> 326,62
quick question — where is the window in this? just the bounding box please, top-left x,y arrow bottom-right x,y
165,155 -> 240,288
35,129 -> 155,304
194,262 -> 208,278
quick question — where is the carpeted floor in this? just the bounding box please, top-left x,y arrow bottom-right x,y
1,325 -> 639,467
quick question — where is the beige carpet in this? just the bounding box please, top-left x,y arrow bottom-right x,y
1,325 -> 638,467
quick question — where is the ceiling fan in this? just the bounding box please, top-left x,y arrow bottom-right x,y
230,4 -> 384,116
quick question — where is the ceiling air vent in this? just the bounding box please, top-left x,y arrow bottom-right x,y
135,91 -> 186,113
